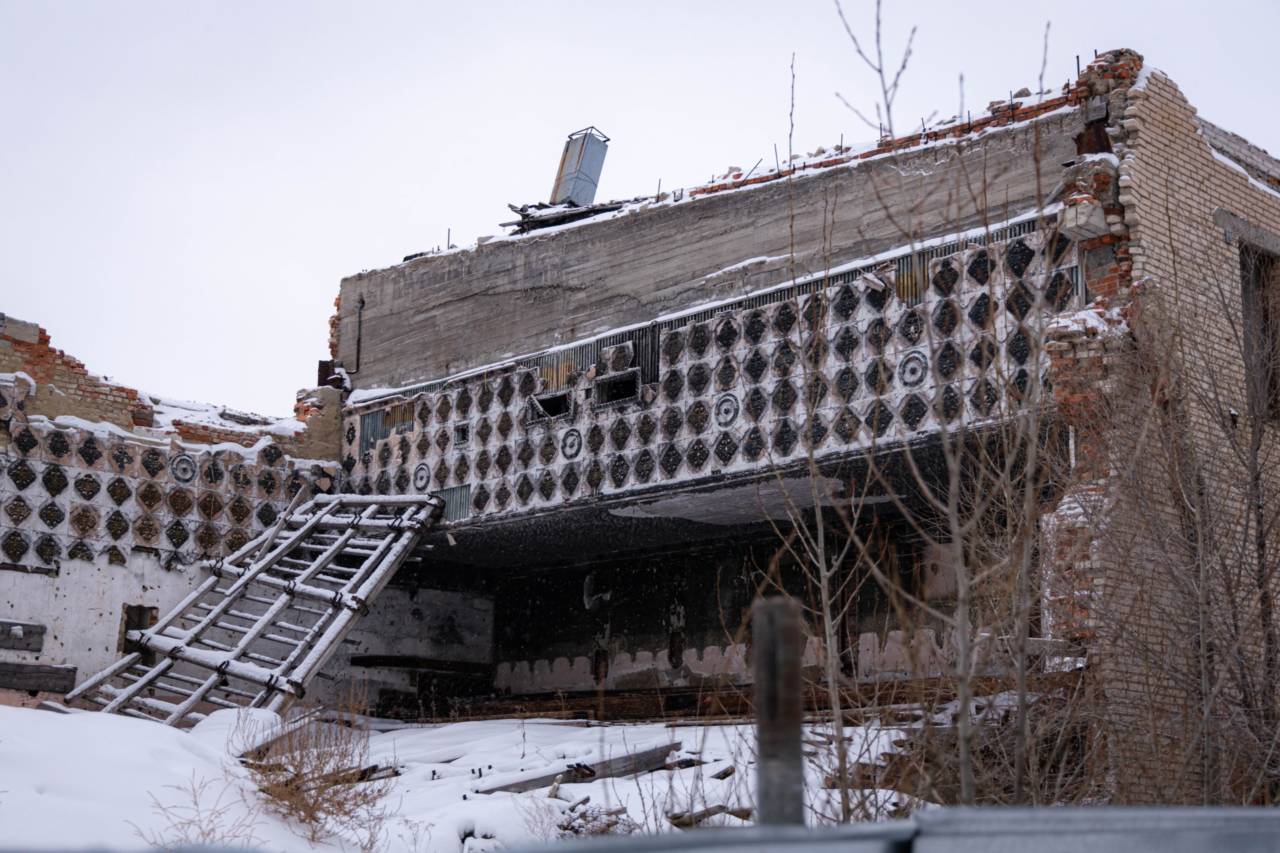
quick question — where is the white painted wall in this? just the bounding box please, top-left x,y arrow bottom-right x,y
0,551 -> 202,683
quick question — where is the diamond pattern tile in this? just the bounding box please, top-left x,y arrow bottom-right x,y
662,329 -> 685,364
74,475 -> 100,501
46,431 -> 70,458
609,419 -> 631,451
933,299 -> 959,335
865,400 -> 894,436
932,259 -> 959,295
771,381 -> 797,413
608,455 -> 629,488
772,342 -> 797,377
715,318 -> 739,351
773,302 -> 797,336
70,502 -> 97,535
38,501 -> 65,529
712,432 -> 737,466
773,419 -> 798,456
42,465 -> 68,497
662,370 -> 684,401
539,434 -> 558,465
901,394 -> 928,429
833,285 -> 859,320
967,250 -> 991,285
744,349 -> 769,384
634,449 -> 656,483
2,531 -> 29,563
561,465 -> 580,496
660,443 -> 682,477
686,401 -> 710,434
688,323 -> 711,357
514,471 -> 535,504
715,357 -> 737,390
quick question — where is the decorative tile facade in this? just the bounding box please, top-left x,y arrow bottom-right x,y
0,388 -> 339,573
345,225 -> 1080,520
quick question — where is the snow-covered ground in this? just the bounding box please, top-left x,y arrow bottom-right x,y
0,706 -> 914,852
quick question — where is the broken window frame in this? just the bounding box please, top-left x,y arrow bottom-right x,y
528,390 -> 574,423
1242,243 -> 1280,422
591,368 -> 641,410
453,423 -> 471,447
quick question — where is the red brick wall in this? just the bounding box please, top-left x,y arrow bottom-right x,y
0,317 -> 153,430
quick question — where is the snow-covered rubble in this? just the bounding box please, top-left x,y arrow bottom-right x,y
0,706 -> 913,852
147,393 -> 304,437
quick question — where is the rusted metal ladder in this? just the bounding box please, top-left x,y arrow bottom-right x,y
66,493 -> 443,728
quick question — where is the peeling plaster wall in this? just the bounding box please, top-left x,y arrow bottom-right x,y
0,550 -> 204,687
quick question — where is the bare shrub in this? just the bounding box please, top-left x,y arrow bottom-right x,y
129,772 -> 263,851
393,816 -> 436,852
240,692 -> 393,850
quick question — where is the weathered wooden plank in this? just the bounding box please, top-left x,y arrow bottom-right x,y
0,561 -> 57,577
0,662 -> 76,693
668,804 -> 753,828
754,597 -> 804,826
476,740 -> 681,794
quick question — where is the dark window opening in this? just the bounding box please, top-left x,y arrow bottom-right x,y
453,423 -> 470,447
1242,244 -> 1280,421
121,604 -> 159,665
593,370 -> 640,408
529,391 -> 572,421
1075,118 -> 1113,155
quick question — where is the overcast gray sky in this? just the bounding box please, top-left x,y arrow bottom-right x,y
2,1 -> 1276,416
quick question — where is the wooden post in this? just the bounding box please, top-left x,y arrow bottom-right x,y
753,596 -> 804,825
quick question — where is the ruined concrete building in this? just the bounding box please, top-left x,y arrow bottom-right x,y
4,50 -> 1280,801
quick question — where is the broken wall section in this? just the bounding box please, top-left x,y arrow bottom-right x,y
1037,49 -> 1280,803
1104,61 -> 1280,803
0,315 -> 342,699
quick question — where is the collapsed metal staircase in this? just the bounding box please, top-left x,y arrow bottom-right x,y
66,493 -> 444,728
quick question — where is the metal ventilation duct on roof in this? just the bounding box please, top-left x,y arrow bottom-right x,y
550,127 -> 609,207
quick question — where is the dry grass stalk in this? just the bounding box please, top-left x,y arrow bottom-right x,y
129,772 -> 263,851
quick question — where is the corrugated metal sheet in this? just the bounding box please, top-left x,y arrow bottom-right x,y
437,484 -> 472,522
358,410 -> 385,458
